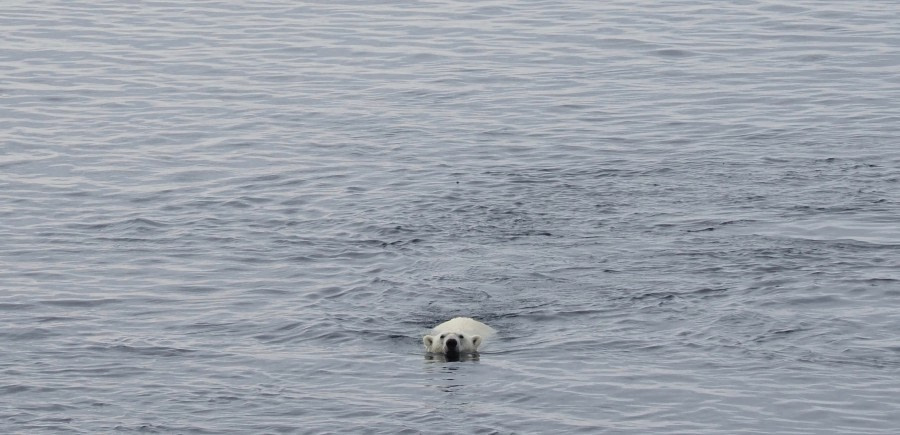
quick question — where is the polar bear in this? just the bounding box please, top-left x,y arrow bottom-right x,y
423,317 -> 496,356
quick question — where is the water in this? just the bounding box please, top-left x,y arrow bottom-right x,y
2,0 -> 899,433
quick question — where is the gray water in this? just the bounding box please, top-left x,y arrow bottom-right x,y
2,0 -> 900,433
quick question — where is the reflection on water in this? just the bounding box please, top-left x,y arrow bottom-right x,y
424,352 -> 481,363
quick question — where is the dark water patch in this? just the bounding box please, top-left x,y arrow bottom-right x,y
66,217 -> 168,231
38,364 -> 151,378
652,48 -> 695,58
0,302 -> 35,311
1,327 -> 58,341
112,423 -> 218,434
36,315 -> 90,323
254,324 -> 355,345
39,298 -> 121,308
782,294 -> 846,306
0,385 -> 31,395
89,344 -> 197,358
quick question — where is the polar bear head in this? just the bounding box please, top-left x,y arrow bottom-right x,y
423,332 -> 483,355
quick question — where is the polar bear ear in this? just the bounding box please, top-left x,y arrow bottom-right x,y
471,335 -> 483,350
423,335 -> 435,350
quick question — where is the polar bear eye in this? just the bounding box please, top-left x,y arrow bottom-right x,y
459,335 -> 464,339
440,334 -> 446,339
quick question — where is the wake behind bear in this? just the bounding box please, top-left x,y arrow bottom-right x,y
423,317 -> 496,361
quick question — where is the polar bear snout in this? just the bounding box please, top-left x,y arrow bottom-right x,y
438,333 -> 462,354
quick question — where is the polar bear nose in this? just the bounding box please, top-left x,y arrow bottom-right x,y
445,338 -> 458,349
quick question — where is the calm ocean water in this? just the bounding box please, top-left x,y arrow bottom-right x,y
2,0 -> 900,433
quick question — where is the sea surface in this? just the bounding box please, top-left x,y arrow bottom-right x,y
2,1 -> 900,433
